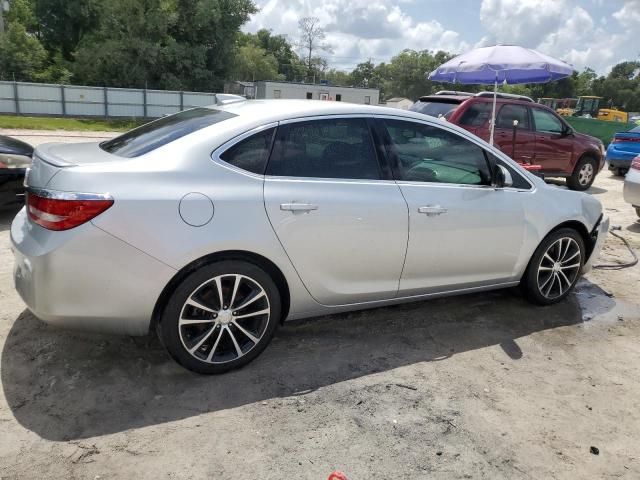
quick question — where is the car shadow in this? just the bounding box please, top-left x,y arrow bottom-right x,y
626,221 -> 640,233
0,205 -> 21,232
1,279 -> 614,441
586,185 -> 607,195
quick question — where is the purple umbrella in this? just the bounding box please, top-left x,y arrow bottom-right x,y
429,45 -> 574,145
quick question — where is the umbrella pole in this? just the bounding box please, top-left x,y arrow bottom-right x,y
489,78 -> 497,146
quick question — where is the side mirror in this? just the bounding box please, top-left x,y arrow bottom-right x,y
562,126 -> 573,137
494,164 -> 513,188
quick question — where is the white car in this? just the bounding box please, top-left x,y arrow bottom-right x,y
12,100 -> 609,373
623,155 -> 640,217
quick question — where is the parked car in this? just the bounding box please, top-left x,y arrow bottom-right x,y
0,135 -> 32,208
12,100 -> 609,374
623,155 -> 640,217
411,92 -> 606,191
606,125 -> 640,176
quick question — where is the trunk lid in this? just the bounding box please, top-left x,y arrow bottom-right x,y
27,142 -> 121,188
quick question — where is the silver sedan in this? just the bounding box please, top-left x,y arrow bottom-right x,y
11,100 -> 609,373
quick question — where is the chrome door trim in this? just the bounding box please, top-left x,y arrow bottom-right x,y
277,113 -> 375,125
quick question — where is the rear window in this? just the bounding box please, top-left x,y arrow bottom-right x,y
100,108 -> 237,158
410,100 -> 461,118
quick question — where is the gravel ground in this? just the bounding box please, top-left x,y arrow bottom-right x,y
0,130 -> 639,479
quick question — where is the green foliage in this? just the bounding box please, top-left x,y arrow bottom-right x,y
231,44 -> 282,81
0,22 -> 47,81
0,114 -> 144,131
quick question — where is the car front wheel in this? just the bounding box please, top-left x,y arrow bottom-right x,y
521,228 -> 585,305
567,157 -> 597,191
158,260 -> 281,374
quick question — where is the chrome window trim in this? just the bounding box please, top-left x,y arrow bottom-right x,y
373,113 -> 536,191
27,187 -> 113,201
210,121 -> 279,178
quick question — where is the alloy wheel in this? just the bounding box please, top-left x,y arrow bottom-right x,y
536,237 -> 582,300
578,163 -> 594,186
178,274 -> 271,364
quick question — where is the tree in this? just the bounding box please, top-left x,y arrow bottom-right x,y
231,44 -> 280,81
35,0 -> 102,61
296,17 -> 331,78
0,21 -> 47,81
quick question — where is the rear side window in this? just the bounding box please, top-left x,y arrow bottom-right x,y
266,118 -> 381,180
458,102 -> 492,126
496,104 -> 530,129
410,101 -> 460,118
101,108 -> 237,158
219,127 -> 275,174
383,119 -> 492,186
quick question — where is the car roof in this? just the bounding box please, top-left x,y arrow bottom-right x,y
212,99 -> 442,124
417,95 -> 468,102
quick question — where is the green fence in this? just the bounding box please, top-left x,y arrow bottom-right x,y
565,117 -> 635,146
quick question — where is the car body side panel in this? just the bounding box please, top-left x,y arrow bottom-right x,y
45,141 -> 323,322
623,167 -> 640,206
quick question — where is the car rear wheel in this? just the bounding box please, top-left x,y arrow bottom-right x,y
521,228 -> 585,305
158,260 -> 281,374
567,157 -> 597,191
636,207 -> 640,218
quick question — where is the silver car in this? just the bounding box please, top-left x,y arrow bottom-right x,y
11,100 -> 609,374
623,155 -> 640,218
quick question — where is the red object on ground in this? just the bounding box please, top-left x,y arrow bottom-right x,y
328,472 -> 348,480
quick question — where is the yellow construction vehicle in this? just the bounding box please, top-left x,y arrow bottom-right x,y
572,96 -> 629,122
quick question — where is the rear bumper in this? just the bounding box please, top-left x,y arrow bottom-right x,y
606,146 -> 638,167
11,208 -> 176,336
582,215 -> 609,274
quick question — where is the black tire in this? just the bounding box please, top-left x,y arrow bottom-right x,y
521,228 -> 585,305
636,207 -> 640,218
611,167 -> 628,177
158,260 -> 281,374
567,156 -> 597,191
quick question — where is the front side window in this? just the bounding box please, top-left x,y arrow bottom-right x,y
496,104 -> 530,129
101,108 -> 237,158
382,119 -> 492,185
486,152 -> 532,190
266,118 -> 381,180
219,127 -> 275,174
532,108 -> 564,134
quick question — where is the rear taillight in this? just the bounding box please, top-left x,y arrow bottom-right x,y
613,136 -> 640,143
631,156 -> 640,171
27,189 -> 113,231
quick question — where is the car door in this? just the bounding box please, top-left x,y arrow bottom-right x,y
263,116 -> 408,306
493,103 -> 536,164
531,106 -> 574,172
377,117 -> 528,296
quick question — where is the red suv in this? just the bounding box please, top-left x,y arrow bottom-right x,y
410,92 -> 605,190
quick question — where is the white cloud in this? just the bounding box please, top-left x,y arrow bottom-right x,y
479,0 -> 639,74
245,0 -> 469,69
245,0 -> 640,74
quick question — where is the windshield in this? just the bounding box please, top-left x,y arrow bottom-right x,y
410,100 -> 461,118
100,108 -> 237,158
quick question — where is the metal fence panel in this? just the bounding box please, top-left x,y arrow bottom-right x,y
0,81 -> 220,119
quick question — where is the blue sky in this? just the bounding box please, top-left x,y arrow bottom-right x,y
244,0 -> 640,74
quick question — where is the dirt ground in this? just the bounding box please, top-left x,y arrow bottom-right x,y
0,131 -> 639,479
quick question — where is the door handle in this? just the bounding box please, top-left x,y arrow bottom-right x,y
280,202 -> 318,212
418,205 -> 447,216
